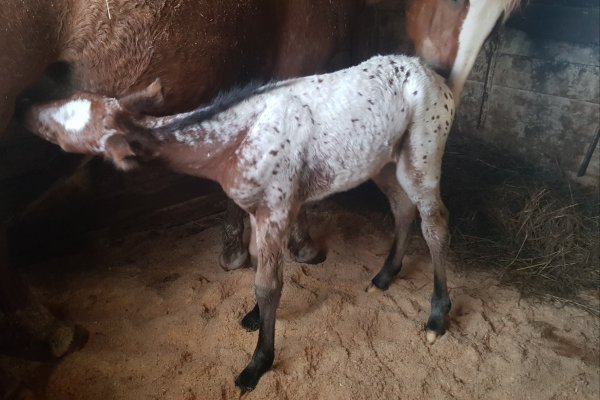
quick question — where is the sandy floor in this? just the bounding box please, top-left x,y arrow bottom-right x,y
7,203 -> 600,399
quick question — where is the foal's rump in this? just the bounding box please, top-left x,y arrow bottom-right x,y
264,55 -> 440,200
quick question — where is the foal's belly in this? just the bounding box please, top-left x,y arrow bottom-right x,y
305,149 -> 395,202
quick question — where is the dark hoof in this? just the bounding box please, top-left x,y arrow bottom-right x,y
303,250 -> 327,265
219,249 -> 249,271
426,298 -> 451,343
235,367 -> 259,394
65,324 -> 90,354
240,305 -> 260,332
234,353 -> 273,393
425,313 -> 449,344
290,247 -> 326,265
48,322 -> 76,358
370,262 -> 402,291
370,274 -> 392,291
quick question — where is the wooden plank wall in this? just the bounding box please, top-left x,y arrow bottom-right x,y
360,0 -> 600,185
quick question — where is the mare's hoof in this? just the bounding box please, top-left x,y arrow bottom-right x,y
365,283 -> 383,293
48,323 -> 76,358
50,323 -> 90,358
302,250 -> 327,265
240,306 -> 260,332
290,245 -> 326,265
14,303 -> 80,358
219,249 -> 249,271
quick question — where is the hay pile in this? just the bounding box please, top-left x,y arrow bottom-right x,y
442,134 -> 599,313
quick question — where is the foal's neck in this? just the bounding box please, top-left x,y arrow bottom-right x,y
135,109 -> 252,182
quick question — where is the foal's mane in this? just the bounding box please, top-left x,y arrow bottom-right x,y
159,80 -> 279,132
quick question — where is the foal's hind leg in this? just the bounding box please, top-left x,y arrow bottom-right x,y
396,142 -> 451,344
367,163 -> 416,292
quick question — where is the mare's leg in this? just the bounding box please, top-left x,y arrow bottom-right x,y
368,163 -> 417,292
0,225 -> 75,357
221,202 -> 321,271
240,214 -> 259,331
219,200 -> 249,271
235,207 -> 290,392
396,140 -> 451,344
287,207 -> 324,264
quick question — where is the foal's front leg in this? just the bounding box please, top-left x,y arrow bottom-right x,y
235,207 -> 289,392
241,207 -> 323,332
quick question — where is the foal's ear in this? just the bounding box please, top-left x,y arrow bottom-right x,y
119,79 -> 164,114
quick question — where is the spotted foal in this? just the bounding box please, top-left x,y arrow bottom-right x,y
23,54 -> 455,392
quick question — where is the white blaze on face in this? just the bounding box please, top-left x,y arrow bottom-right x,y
48,99 -> 92,132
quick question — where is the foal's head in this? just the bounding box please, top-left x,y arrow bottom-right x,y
22,80 -> 164,170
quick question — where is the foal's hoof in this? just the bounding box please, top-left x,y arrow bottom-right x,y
235,368 -> 259,394
289,245 -> 326,265
426,330 -> 439,344
219,249 -> 249,271
240,305 -> 260,332
366,274 -> 392,293
425,318 -> 446,344
365,283 -> 383,293
234,355 -> 272,393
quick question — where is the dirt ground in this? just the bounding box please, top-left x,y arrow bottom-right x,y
5,201 -> 600,400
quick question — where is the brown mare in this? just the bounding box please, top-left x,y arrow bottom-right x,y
0,0 -> 520,390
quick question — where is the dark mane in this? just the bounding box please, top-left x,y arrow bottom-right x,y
160,80 -> 278,132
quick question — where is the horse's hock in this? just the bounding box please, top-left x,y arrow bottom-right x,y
0,0 -> 598,399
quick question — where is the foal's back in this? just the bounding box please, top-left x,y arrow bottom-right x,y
238,54 -> 452,202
